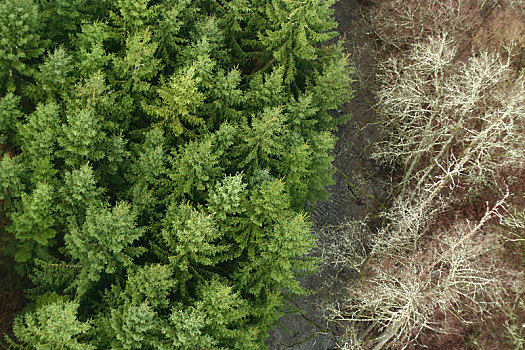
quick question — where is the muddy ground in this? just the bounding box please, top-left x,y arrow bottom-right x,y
266,1 -> 388,348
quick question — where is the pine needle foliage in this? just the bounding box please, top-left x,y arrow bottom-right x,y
0,0 -> 353,347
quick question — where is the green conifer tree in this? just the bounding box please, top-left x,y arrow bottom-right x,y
0,93 -> 23,145
0,154 -> 26,204
10,299 -> 94,350
9,182 -> 56,264
74,23 -> 113,79
58,164 -> 104,223
113,29 -> 162,95
144,65 -> 205,138
0,0 -> 45,92
257,0 -> 338,84
127,127 -> 169,223
64,201 -> 144,297
18,103 -> 61,184
169,133 -> 224,202
28,47 -> 74,103
57,108 -> 106,168
161,202 -> 228,292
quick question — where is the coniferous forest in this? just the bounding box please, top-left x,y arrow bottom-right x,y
0,0 -> 351,348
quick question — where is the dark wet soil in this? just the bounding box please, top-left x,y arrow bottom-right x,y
266,0 -> 388,348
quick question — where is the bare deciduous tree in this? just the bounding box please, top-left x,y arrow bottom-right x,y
331,32 -> 524,350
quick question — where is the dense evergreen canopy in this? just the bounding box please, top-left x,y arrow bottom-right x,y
0,0 -> 352,348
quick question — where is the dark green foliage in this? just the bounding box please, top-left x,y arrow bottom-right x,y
258,0 -> 338,83
0,0 -> 353,347
64,202 -> 144,296
58,164 -> 104,222
0,0 -> 44,92
0,154 -> 25,203
28,47 -> 75,103
74,23 -> 113,79
57,109 -> 106,168
0,93 -> 23,144
18,103 -> 61,183
37,0 -> 103,44
113,29 -> 162,94
9,182 -> 56,263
